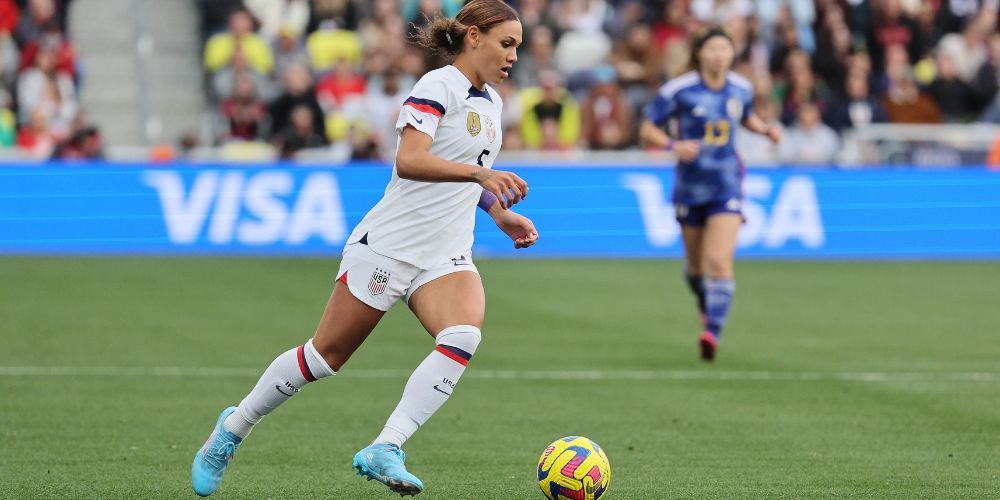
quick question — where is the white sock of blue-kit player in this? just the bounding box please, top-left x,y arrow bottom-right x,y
374,325 -> 482,447
222,339 -> 335,438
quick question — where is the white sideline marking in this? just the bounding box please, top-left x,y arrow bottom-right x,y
0,366 -> 995,382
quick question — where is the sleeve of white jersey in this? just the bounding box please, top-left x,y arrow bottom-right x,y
396,76 -> 449,140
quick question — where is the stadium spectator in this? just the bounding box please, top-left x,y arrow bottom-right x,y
517,0 -> 560,47
812,3 -> 853,90
195,0 -> 245,43
220,73 -> 269,142
273,103 -> 328,159
211,44 -> 276,103
272,28 -> 309,80
777,50 -> 830,125
16,45 -> 77,136
929,49 -> 978,122
779,100 -> 839,165
496,78 -> 523,146
52,113 -> 103,160
13,0 -> 57,47
974,32 -> 1000,121
612,23 -> 658,112
180,0 -> 1000,158
203,9 -> 274,75
18,20 -> 76,79
603,0 -> 645,40
316,58 -> 366,113
935,0 -> 993,42
883,71 -> 944,124
401,0 -> 463,25
579,65 -> 632,149
16,106 -> 56,158
512,24 -> 556,88
692,0 -> 754,26
308,0 -> 364,33
519,69 -> 580,149
825,68 -> 889,132
358,0 -> 406,55
935,7 -> 995,83
269,63 -> 326,143
364,66 -> 410,161
553,0 -> 609,33
864,0 -> 927,74
0,0 -> 19,34
244,0 -> 309,42
756,0 -> 816,51
651,0 -> 692,56
553,27 -> 612,78
305,20 -> 363,73
0,30 -> 17,92
317,57 -> 367,144
0,91 -> 13,147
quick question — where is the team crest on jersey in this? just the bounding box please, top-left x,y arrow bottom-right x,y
368,268 -> 390,295
484,115 -> 496,143
726,98 -> 743,119
467,111 -> 481,137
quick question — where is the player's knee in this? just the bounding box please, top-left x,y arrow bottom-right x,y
309,336 -> 351,372
704,254 -> 733,278
435,324 -> 482,362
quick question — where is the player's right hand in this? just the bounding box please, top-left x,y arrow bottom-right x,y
476,169 -> 528,209
673,140 -> 701,162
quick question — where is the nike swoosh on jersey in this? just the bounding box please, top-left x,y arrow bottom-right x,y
409,112 -> 423,124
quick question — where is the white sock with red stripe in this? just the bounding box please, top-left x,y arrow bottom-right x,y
374,325 -> 481,447
223,339 -> 335,439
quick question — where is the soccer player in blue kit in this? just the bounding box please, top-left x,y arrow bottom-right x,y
639,28 -> 781,361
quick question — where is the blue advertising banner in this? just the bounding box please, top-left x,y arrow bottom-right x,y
1,163 -> 998,259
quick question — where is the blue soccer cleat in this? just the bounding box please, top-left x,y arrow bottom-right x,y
191,406 -> 242,497
352,443 -> 425,496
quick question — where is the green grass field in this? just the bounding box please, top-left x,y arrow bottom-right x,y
1,257 -> 998,499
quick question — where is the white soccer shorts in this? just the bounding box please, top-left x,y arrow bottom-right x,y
335,242 -> 479,311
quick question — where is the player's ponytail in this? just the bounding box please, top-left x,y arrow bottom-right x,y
414,0 -> 519,60
416,17 -> 469,59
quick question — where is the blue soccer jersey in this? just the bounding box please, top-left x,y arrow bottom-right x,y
644,71 -> 754,205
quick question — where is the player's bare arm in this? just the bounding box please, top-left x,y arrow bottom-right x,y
742,113 -> 782,144
486,201 -> 538,249
639,119 -> 700,162
396,126 -> 527,209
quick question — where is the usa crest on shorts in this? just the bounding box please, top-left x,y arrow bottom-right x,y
368,268 -> 390,295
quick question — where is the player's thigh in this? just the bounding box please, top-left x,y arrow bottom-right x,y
680,224 -> 705,274
408,271 -> 485,336
701,213 -> 742,277
311,283 -> 386,371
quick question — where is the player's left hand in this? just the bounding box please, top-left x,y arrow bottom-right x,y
495,211 -> 538,249
766,126 -> 782,144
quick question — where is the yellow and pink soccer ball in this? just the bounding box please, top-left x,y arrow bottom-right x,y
536,436 -> 612,499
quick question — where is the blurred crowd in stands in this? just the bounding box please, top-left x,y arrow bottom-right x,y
1,0 -> 103,160
193,0 -> 1000,164
5,0 -> 1000,164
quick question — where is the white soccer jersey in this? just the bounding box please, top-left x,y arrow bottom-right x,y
346,65 -> 504,269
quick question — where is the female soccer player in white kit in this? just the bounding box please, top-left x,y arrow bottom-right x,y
191,1 -> 532,496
